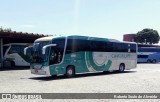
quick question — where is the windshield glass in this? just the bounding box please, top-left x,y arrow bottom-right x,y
32,41 -> 50,63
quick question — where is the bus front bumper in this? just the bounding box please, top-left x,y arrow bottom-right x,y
31,66 -> 50,76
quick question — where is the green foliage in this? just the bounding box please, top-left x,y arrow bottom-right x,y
135,28 -> 160,44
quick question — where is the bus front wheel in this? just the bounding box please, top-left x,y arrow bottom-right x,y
3,61 -> 15,68
10,61 -> 15,68
147,59 -> 151,63
118,64 -> 125,73
65,66 -> 75,78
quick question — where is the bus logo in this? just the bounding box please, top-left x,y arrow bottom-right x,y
93,52 -> 108,66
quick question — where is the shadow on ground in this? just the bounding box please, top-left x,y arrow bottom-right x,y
29,71 -> 136,81
137,62 -> 160,64
0,67 -> 30,71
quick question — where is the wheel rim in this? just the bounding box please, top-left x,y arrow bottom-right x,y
67,69 -> 73,76
120,65 -> 124,71
153,60 -> 156,63
4,61 -> 11,68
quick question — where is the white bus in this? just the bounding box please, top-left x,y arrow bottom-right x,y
25,35 -> 137,77
3,43 -> 31,67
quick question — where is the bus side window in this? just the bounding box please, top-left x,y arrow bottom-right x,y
130,44 -> 136,52
105,42 -> 114,52
8,45 -> 17,54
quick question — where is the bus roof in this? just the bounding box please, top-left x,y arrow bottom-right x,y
139,47 -> 160,48
122,41 -> 137,44
35,36 -> 60,42
34,35 -> 137,44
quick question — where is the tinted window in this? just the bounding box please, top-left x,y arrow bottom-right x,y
3,46 -> 9,55
66,39 -> 135,53
66,39 -> 90,54
52,38 -> 65,54
130,44 -> 137,52
138,55 -> 148,58
9,45 -> 27,54
112,43 -> 128,52
138,47 -> 160,52
90,41 -> 106,52
49,38 -> 65,64
105,42 -> 114,52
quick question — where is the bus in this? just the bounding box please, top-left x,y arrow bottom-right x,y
24,35 -> 137,77
3,43 -> 31,67
137,47 -> 160,63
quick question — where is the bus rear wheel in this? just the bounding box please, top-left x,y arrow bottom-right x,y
65,66 -> 75,78
118,64 -> 125,73
152,59 -> 157,63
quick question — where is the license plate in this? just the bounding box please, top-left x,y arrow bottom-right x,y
35,70 -> 38,73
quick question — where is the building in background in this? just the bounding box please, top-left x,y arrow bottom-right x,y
123,34 -> 136,42
0,31 -> 47,68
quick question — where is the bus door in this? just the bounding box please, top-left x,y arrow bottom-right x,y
49,38 -> 65,74
49,48 -> 60,64
49,47 -> 63,74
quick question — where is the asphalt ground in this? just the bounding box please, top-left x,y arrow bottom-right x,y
0,64 -> 160,102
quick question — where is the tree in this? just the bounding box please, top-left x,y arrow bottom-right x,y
0,26 -> 12,32
135,28 -> 160,44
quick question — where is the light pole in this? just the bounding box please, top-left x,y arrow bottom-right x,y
145,39 -> 147,44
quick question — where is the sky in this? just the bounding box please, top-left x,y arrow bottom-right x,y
0,0 -> 160,41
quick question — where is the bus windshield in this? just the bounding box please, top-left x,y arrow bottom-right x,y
32,41 -> 50,63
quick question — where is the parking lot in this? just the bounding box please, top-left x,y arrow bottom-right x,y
0,64 -> 160,101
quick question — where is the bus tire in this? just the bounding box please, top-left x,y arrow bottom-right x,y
3,61 -> 12,68
147,59 -> 151,63
152,59 -> 157,63
118,63 -> 125,73
103,71 -> 109,74
65,66 -> 75,78
50,75 -> 57,78
10,61 -> 15,68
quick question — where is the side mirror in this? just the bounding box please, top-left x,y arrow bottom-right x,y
42,44 -> 57,54
24,46 -> 32,55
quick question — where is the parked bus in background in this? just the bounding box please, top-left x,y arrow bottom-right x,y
24,35 -> 137,77
3,43 -> 31,67
137,47 -> 160,63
